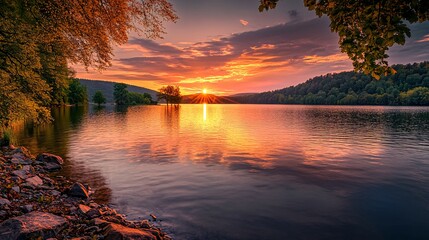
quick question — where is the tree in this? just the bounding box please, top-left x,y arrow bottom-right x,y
68,79 -> 88,105
92,91 -> 107,107
0,0 -> 177,127
232,62 -> 429,106
114,83 -> 129,105
258,0 -> 429,78
128,92 -> 152,105
157,85 -> 182,105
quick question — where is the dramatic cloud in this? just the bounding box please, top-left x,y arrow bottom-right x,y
74,18 -> 429,95
240,19 -> 249,26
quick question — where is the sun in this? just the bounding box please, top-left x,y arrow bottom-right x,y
202,88 -> 207,94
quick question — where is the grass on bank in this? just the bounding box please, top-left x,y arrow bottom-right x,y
0,129 -> 17,147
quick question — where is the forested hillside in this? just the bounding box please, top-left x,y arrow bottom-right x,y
78,79 -> 158,103
233,62 -> 429,105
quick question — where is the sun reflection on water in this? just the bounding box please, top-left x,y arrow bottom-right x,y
203,103 -> 207,121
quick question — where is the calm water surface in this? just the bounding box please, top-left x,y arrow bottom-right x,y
15,104 -> 429,239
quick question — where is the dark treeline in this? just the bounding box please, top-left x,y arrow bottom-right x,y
113,83 -> 156,106
233,62 -> 429,105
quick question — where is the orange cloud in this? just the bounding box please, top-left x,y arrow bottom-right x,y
74,18 -> 356,95
417,34 -> 429,43
240,19 -> 249,26
303,54 -> 349,64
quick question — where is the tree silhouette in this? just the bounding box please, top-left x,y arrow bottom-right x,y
158,86 -> 182,106
68,79 -> 88,105
92,91 -> 107,107
113,83 -> 129,106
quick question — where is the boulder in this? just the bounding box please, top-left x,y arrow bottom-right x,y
0,197 -> 11,206
12,170 -> 30,180
0,211 -> 66,239
11,147 -> 33,159
10,156 -> 32,165
36,153 -> 64,165
37,153 -> 64,171
69,182 -> 89,199
21,204 -> 33,213
44,162 -> 62,171
26,176 -> 43,187
104,223 -> 157,240
86,208 -> 101,219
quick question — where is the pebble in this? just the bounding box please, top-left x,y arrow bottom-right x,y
0,197 -> 11,206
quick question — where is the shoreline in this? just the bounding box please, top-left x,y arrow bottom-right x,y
0,145 -> 170,239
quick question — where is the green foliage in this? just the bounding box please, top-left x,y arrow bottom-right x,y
68,79 -> 88,105
400,87 -> 429,105
78,79 -> 157,103
258,0 -> 429,78
234,62 -> 429,106
92,91 -> 107,106
157,85 -> 182,105
128,92 -> 151,105
113,83 -> 153,105
113,83 -> 130,105
0,0 -> 176,126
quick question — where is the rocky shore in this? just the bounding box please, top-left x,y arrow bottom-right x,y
0,146 -> 170,240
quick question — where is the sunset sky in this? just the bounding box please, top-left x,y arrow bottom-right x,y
74,0 -> 429,95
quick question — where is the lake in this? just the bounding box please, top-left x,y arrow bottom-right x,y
15,104 -> 429,239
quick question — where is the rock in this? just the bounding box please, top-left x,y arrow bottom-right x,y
21,204 -> 33,213
0,210 -> 7,218
0,197 -> 11,206
85,225 -> 100,233
36,153 -> 64,165
12,170 -> 30,180
10,156 -> 32,165
0,211 -> 66,239
36,153 -> 64,171
26,176 -> 43,187
140,220 -> 151,229
50,190 -> 61,196
12,186 -> 20,193
69,182 -> 89,199
104,223 -> 157,240
11,147 -> 33,159
44,162 -> 62,171
89,202 -> 99,208
86,208 -> 101,219
78,204 -> 91,214
93,218 -> 109,226
22,165 -> 33,172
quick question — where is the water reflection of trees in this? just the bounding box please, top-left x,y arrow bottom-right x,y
162,105 -> 180,131
15,106 -> 112,203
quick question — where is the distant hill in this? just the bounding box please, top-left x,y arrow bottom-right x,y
182,93 -> 237,104
232,62 -> 429,106
227,93 -> 258,97
78,79 -> 158,103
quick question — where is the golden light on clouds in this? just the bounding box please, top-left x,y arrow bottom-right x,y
303,53 -> 349,64
240,19 -> 249,26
